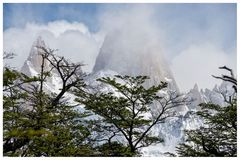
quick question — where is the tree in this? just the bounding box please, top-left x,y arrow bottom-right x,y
75,75 -> 186,156
3,47 -> 94,156
176,66 -> 237,157
95,141 -> 132,156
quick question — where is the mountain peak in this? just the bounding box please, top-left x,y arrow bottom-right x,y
193,83 -> 199,91
21,36 -> 48,76
93,31 -> 179,92
34,36 -> 45,47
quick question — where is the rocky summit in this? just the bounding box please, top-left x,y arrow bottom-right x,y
20,36 -> 232,156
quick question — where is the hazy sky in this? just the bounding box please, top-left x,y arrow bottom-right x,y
3,3 -> 237,92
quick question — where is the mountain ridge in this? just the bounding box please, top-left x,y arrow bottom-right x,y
20,37 -> 231,156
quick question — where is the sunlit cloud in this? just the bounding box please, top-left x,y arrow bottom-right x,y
3,4 -> 236,91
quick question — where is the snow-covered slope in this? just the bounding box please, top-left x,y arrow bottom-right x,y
21,36 -> 49,76
140,81 -> 234,156
20,37 -> 71,99
83,70 -> 207,156
20,37 -> 230,157
186,81 -> 234,110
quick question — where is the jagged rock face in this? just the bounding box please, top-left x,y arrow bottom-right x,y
93,30 -> 179,91
186,84 -> 203,110
20,37 -> 63,93
21,36 -> 51,76
185,81 -> 235,112
18,37 -> 232,157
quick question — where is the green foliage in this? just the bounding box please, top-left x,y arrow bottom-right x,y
3,48 -> 183,157
95,142 -> 136,157
176,67 -> 237,157
76,75 -> 176,155
177,101 -> 237,157
3,51 -> 93,156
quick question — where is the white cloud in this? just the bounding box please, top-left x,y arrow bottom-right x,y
171,42 -> 236,92
3,20 -> 104,72
3,5 -> 236,91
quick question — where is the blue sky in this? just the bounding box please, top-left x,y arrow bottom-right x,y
4,3 -> 236,34
3,3 -> 100,31
3,3 -> 237,91
4,3 -> 236,53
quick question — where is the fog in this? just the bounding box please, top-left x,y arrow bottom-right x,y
3,4 -> 236,92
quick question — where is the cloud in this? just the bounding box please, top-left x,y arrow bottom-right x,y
3,4 -> 236,91
3,20 -> 104,72
94,4 -> 236,92
97,4 -> 164,55
171,42 -> 236,92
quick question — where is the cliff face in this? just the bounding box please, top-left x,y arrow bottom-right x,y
17,36 -> 232,156
20,37 -> 63,93
93,30 -> 179,91
21,36 -> 51,76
